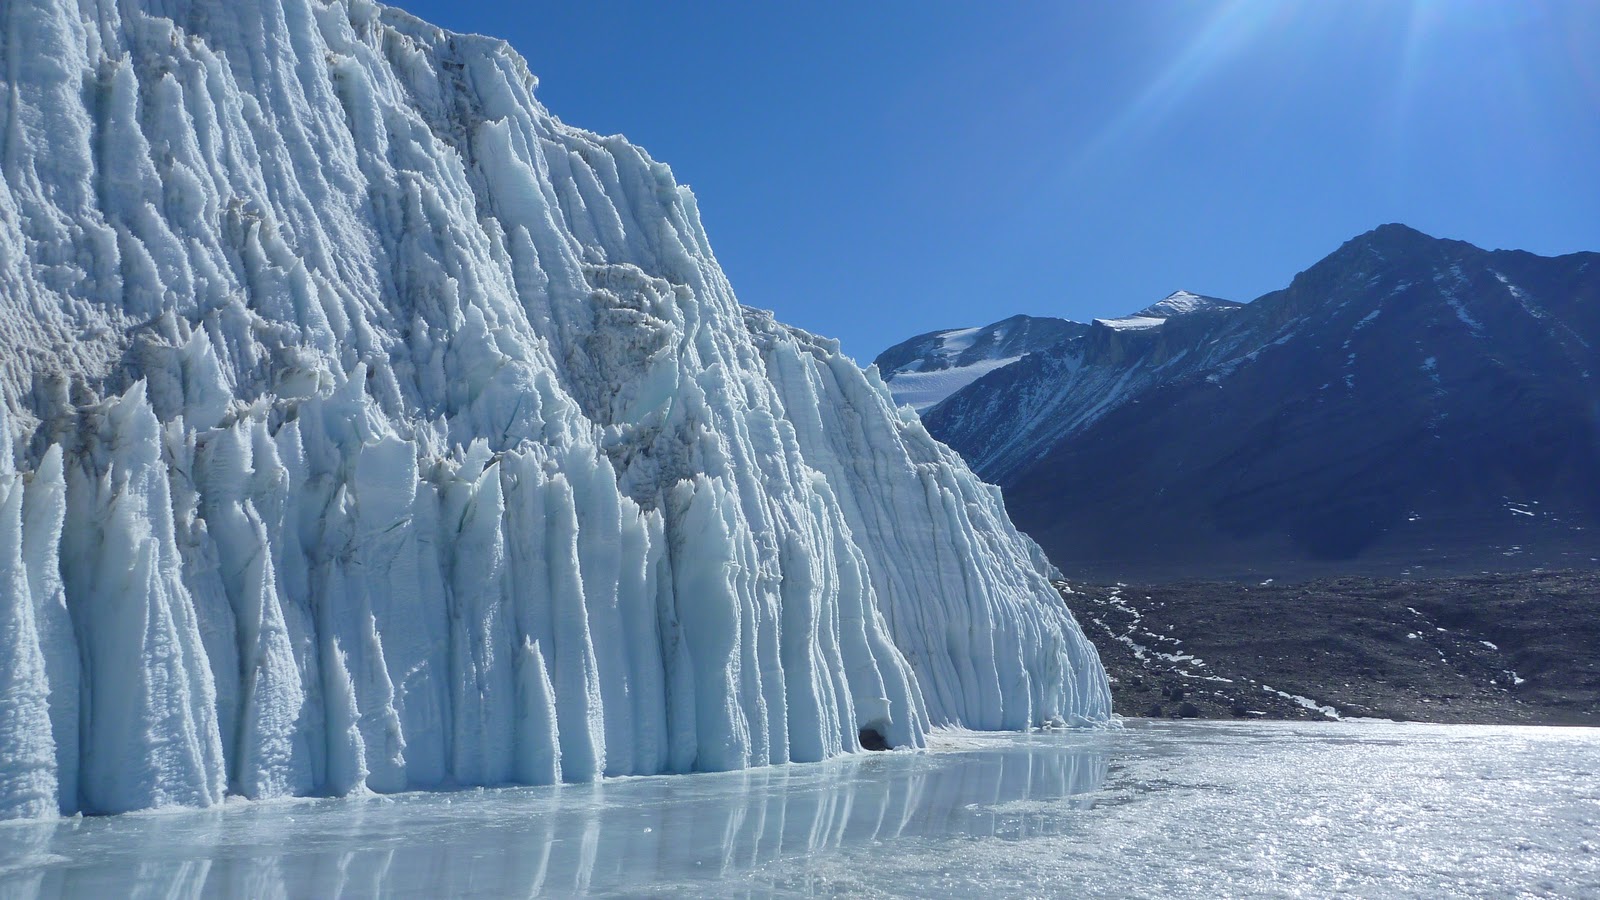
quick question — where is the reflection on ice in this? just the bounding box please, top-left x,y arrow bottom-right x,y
15,721 -> 1593,897
0,733 -> 1108,898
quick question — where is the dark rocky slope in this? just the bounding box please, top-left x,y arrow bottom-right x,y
903,225 -> 1600,581
1062,570 -> 1600,724
881,226 -> 1600,724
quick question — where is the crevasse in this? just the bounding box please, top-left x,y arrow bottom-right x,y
0,0 -> 1109,819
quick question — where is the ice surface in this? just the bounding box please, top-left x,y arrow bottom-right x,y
0,0 -> 1108,818
2,722 -> 1595,898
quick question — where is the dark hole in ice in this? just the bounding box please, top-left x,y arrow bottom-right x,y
858,726 -> 890,751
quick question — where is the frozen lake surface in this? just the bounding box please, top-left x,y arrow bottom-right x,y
3,720 -> 1596,897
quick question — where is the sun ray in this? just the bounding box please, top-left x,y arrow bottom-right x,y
1068,0 -> 1285,172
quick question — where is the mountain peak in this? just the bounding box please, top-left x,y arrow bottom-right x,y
1339,223 -> 1449,259
909,226 -> 1600,580
1131,291 -> 1242,320
1095,291 -> 1243,329
1368,222 -> 1431,240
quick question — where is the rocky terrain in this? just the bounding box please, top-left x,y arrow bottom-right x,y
1060,570 -> 1600,724
879,226 -> 1600,579
876,225 -> 1600,729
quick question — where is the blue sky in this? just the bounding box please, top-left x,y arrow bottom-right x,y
397,1 -> 1600,362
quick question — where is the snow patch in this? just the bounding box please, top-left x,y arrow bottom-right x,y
936,327 -> 982,355
889,356 -> 1023,412
1094,316 -> 1166,331
1258,686 -> 1341,720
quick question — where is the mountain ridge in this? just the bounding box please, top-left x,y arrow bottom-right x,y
884,225 -> 1600,580
872,289 -> 1239,416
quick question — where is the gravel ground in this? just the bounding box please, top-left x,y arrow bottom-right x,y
1058,570 -> 1600,724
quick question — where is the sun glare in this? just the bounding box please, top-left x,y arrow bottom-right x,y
1070,0 -> 1293,170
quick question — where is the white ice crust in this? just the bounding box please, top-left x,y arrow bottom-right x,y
0,0 -> 1108,818
885,355 -> 1023,412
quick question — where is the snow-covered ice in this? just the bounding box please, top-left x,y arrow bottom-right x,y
1092,315 -> 1167,331
2,721 -> 1595,897
882,355 -> 1022,412
0,0 -> 1108,819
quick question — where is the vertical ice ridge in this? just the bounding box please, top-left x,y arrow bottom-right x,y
0,0 -> 1109,819
0,408 -> 58,818
57,385 -> 229,814
20,445 -> 78,814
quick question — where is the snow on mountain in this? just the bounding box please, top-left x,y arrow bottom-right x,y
910,225 -> 1600,579
0,0 -> 1108,819
876,355 -> 1026,412
874,315 -> 1086,411
1131,290 -> 1242,319
1093,291 -> 1241,331
877,292 -> 1238,478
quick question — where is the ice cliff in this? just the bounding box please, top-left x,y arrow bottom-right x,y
0,0 -> 1109,819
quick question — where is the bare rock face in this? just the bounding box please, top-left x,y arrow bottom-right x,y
892,226 -> 1600,580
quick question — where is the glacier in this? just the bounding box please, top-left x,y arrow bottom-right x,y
0,0 -> 1109,819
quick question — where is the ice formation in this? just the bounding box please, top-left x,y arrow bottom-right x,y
0,0 -> 1109,819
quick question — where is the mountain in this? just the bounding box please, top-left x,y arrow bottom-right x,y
872,292 -> 1244,415
0,0 -> 1107,820
877,290 -> 1244,480
891,225 -> 1600,580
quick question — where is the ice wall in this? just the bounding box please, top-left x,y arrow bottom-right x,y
0,0 -> 1110,818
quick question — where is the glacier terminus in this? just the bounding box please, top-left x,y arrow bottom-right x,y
0,0 -> 1109,819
